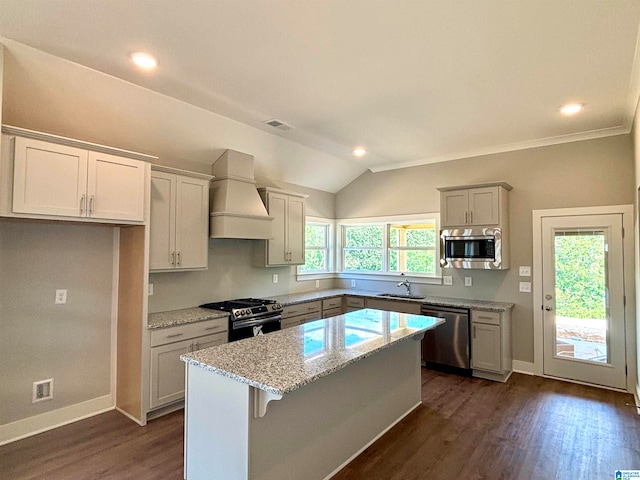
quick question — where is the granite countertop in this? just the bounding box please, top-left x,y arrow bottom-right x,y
148,307 -> 229,329
149,289 -> 513,330
181,308 -> 444,396
271,289 -> 514,313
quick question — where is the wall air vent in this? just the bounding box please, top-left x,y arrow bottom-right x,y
262,119 -> 293,131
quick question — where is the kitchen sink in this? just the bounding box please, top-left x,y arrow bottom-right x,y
376,293 -> 425,300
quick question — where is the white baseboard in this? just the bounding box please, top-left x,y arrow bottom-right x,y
0,394 -> 114,446
512,360 -> 535,375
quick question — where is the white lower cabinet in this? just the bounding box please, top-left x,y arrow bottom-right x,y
149,318 -> 227,409
471,309 -> 512,382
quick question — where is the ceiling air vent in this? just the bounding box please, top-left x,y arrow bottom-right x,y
262,118 -> 293,131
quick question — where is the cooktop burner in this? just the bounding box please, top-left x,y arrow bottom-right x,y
200,298 -> 282,321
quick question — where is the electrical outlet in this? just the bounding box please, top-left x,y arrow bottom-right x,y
33,379 -> 53,403
443,276 -> 453,286
272,274 -> 278,284
55,289 -> 67,304
464,277 -> 472,287
148,284 -> 154,296
519,282 -> 532,293
350,280 -> 356,288
315,280 -> 320,288
519,266 -> 532,277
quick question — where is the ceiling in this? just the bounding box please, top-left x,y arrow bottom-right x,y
0,0 -> 639,192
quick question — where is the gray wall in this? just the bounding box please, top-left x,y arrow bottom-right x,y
148,176 -> 336,313
336,135 -> 635,363
0,220 -> 114,424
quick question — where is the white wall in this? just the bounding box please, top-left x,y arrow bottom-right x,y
633,97 -> 640,398
0,221 -> 114,426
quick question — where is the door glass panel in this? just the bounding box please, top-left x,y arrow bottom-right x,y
554,230 -> 608,363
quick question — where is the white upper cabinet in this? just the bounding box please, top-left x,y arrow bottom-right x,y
439,183 -> 511,228
6,133 -> 149,223
256,187 -> 307,266
149,167 -> 212,271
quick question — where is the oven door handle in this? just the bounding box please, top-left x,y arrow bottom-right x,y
233,314 -> 282,330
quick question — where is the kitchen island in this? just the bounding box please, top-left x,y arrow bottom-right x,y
180,308 -> 444,480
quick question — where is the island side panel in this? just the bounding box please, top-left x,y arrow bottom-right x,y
184,364 -> 251,480
248,337 -> 422,480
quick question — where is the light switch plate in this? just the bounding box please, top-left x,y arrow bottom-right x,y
148,284 -> 154,296
443,276 -> 453,286
351,280 -> 356,288
519,266 -> 532,277
55,289 -> 67,304
464,277 -> 472,287
519,282 -> 532,293
272,274 -> 278,284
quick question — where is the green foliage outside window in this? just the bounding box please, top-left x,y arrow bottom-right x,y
554,233 -> 606,320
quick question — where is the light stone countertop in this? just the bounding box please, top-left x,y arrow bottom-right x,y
270,288 -> 514,313
148,307 -> 229,330
148,289 -> 514,330
180,308 -> 444,396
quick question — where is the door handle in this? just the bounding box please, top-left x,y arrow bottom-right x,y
544,306 -> 553,311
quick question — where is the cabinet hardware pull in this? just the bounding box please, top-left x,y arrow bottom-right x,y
166,333 -> 183,338
194,343 -> 199,350
478,316 -> 492,320
89,195 -> 94,215
177,252 -> 181,266
80,194 -> 86,214
171,251 -> 176,266
473,326 -> 476,339
205,326 -> 220,331
469,211 -> 473,223
464,211 -> 468,224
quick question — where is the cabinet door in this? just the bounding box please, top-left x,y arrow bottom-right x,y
12,137 -> 88,217
150,338 -> 192,409
192,333 -> 226,352
287,195 -> 306,264
175,176 -> 210,269
471,323 -> 502,372
149,172 -> 177,270
87,152 -> 145,221
266,192 -> 288,265
440,190 -> 468,227
468,187 -> 499,225
364,298 -> 421,314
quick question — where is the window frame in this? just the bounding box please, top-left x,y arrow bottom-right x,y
337,213 -> 442,283
296,217 -> 335,278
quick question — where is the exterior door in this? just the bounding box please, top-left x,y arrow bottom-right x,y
541,214 -> 626,389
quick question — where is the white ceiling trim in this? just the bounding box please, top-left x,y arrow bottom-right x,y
369,125 -> 631,173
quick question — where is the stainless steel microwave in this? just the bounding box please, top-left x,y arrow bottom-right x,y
440,227 -> 505,269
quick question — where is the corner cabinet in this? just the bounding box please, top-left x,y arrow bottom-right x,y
149,167 -> 213,271
439,182 -> 511,228
256,187 -> 308,266
1,128 -> 154,224
470,309 -> 512,382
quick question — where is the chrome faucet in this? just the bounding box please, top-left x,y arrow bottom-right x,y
397,275 -> 411,295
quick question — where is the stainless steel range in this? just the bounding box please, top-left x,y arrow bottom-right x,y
200,298 -> 283,342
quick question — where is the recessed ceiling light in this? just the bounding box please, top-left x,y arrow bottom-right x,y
352,147 -> 367,157
130,52 -> 157,70
559,103 -> 584,115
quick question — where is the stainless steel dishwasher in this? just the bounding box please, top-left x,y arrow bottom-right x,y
421,305 -> 471,375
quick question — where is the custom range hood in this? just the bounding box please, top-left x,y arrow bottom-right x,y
209,150 -> 273,239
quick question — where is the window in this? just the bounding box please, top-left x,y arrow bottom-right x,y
338,215 -> 439,277
299,220 -> 331,273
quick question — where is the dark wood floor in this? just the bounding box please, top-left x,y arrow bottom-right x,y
2,370 -> 639,479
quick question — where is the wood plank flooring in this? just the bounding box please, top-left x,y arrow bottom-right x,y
1,370 -> 639,479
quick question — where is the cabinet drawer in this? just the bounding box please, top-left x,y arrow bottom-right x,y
192,332 -> 226,352
471,310 -> 501,326
282,301 -> 321,318
150,317 -> 228,347
322,307 -> 342,318
345,296 -> 364,308
282,317 -> 302,329
322,297 -> 343,310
